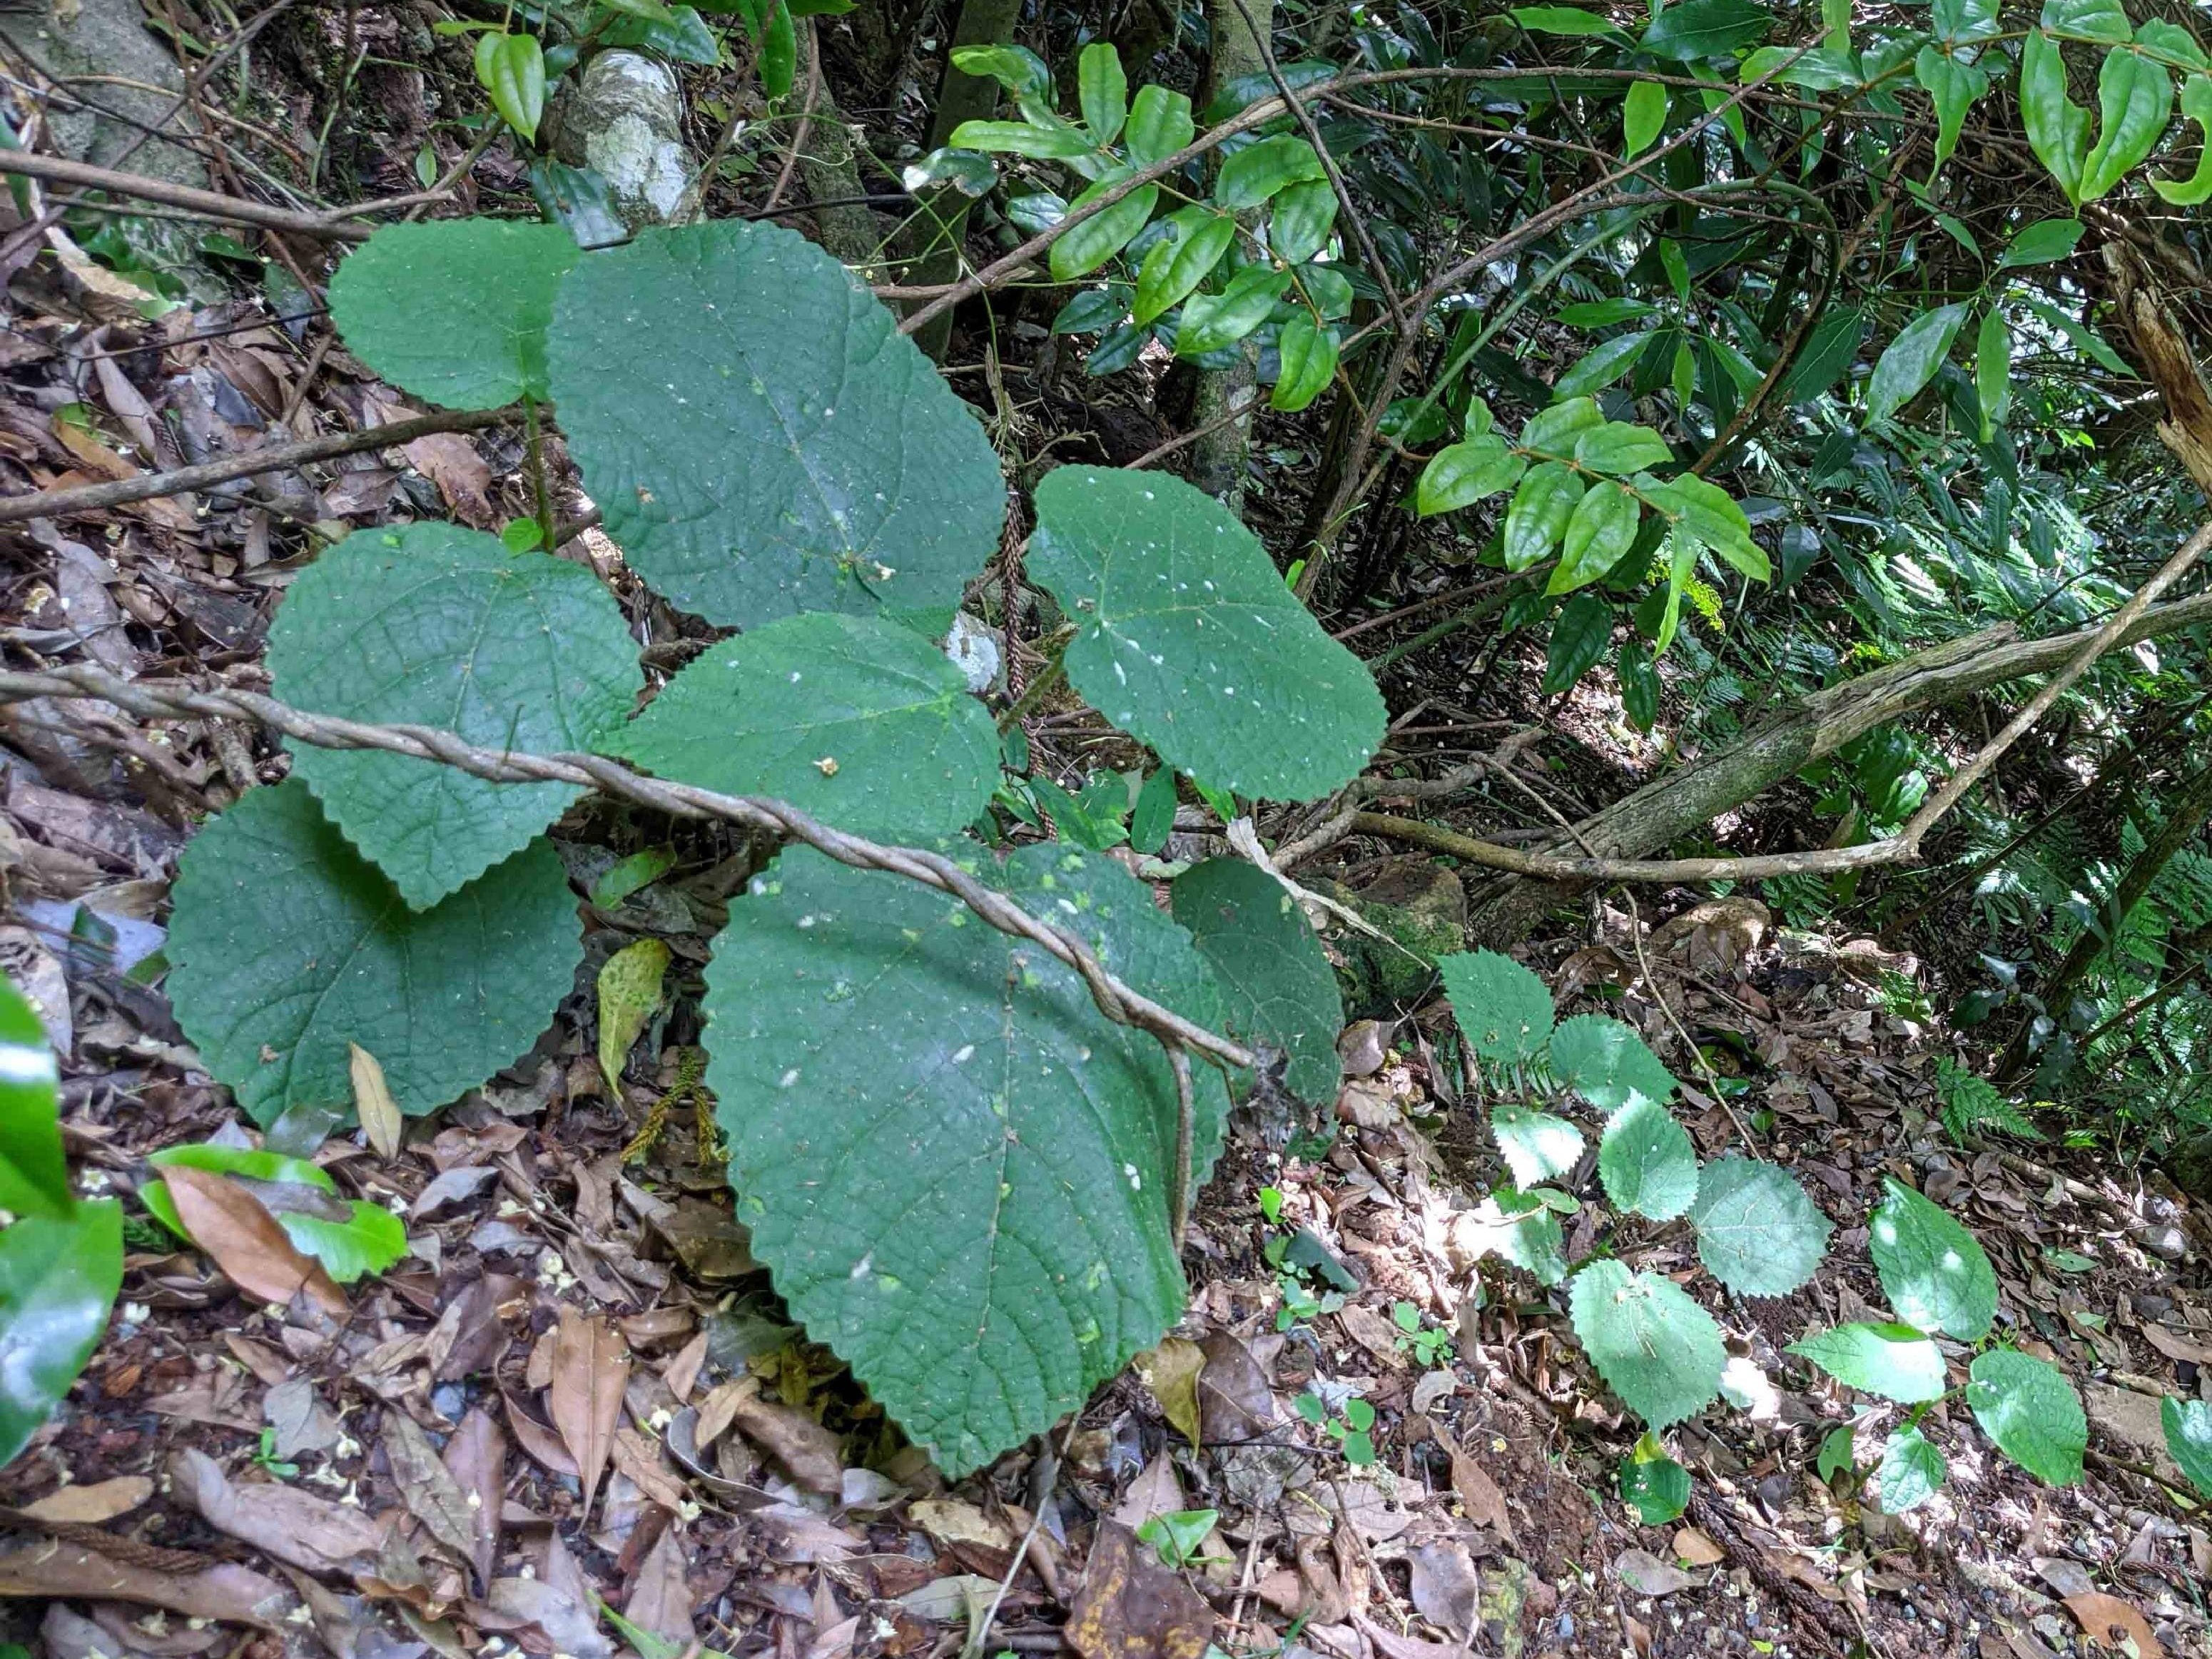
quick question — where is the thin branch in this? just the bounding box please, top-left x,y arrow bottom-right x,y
0,664 -> 1257,1074
0,407 -> 505,525
0,150 -> 372,242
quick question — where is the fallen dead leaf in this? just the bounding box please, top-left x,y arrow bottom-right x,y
403,431 -> 494,523
1431,1422 -> 1515,1546
0,1539 -> 292,1628
1615,1548 -> 1695,1598
1673,1527 -> 1727,1567
1067,1521 -> 1212,1659
1407,1540 -> 1478,1638
910,1498 -> 1014,1552
549,1309 -> 628,1520
263,1376 -> 343,1461
164,1166 -> 346,1316
443,1405 -> 504,1593
168,1449 -> 383,1577
19,1476 -> 153,1524
1110,1453 -> 1184,1531
2065,1591 -> 2163,1658
350,1042 -> 402,1160
1196,1331 -> 1275,1444
624,1522 -> 694,1649
382,1411 -> 480,1567
725,1390 -> 842,1497
1135,1336 -> 1205,1446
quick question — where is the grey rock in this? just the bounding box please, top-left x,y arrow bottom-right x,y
549,52 -> 697,229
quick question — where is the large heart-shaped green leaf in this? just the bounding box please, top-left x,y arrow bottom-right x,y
0,1199 -> 120,1467
1868,1176 -> 1996,1339
547,220 -> 1005,628
168,781 -> 582,1126
1568,1258 -> 1725,1428
1546,1013 -> 1676,1110
327,220 -> 578,409
1439,949 -> 1553,1067
269,525 -> 639,909
1027,467 -> 1384,801
1690,1156 -> 1832,1297
1597,1097 -> 1698,1220
702,844 -> 1229,1475
1170,858 -> 1343,1104
610,612 -> 999,844
0,978 -> 70,1222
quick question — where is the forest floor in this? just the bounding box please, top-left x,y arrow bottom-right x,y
4,29 -> 2212,1659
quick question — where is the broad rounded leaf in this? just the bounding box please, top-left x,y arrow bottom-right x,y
1597,1096 -> 1698,1221
1124,84 -> 1195,166
1522,395 -> 1605,452
0,978 -> 69,1222
1868,1176 -> 1996,1340
1270,178 -> 1337,265
269,524 -> 639,909
1547,1012 -> 1676,1110
1216,135 -> 1326,209
1177,267 -> 1292,357
1439,949 -> 1554,1066
1050,178 -> 1160,280
1569,1259 -> 1725,1428
168,781 -> 581,1126
1503,463 -> 1584,571
1967,1349 -> 2085,1485
1272,315 -> 1338,412
548,220 -> 1006,628
1491,1105 -> 1585,1188
609,612 -> 998,844
1998,215 -> 2085,268
1876,1424 -> 1947,1513
1133,210 -> 1237,326
1639,0 -> 1772,61
1172,858 -> 1344,1104
1574,422 -> 1673,476
1416,435 -> 1525,517
2041,0 -> 2130,44
1028,467 -> 1384,801
0,1199 -> 121,1467
703,844 -> 1230,1476
1787,1322 -> 1947,1403
1463,1188 -> 1568,1284
2162,1396 -> 2212,1496
328,219 -> 576,410
1690,1157 -> 1832,1297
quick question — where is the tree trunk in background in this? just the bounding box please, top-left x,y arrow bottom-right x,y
898,0 -> 1025,362
1187,0 -> 1273,507
1992,758 -> 2212,1083
1458,589 -> 2212,947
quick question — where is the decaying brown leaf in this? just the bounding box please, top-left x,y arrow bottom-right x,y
19,1476 -> 154,1524
624,1523 -> 695,1650
548,1310 -> 628,1519
2065,1591 -> 2163,1658
443,1405 -> 504,1594
0,1539 -> 293,1628
1067,1522 -> 1212,1659
163,1166 -> 346,1316
1431,1422 -> 1516,1546
382,1412 -> 480,1568
1673,1526 -> 1727,1567
168,1449 -> 384,1578
1135,1336 -> 1205,1446
724,1390 -> 843,1497
350,1042 -> 403,1160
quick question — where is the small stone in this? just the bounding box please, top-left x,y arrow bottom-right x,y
549,52 -> 698,229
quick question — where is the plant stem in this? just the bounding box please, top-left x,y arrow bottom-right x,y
524,397 -> 555,550
996,649 -> 1069,733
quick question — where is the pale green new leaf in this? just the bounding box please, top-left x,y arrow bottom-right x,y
2162,1396 -> 2212,1496
1877,1424 -> 1947,1513
1967,1349 -> 2086,1485
1933,0 -> 1999,44
1504,463 -> 1585,571
548,220 -> 1005,629
1598,1097 -> 1699,1220
2152,77 -> 2212,205
1976,308 -> 2011,437
1439,949 -> 1554,1066
328,220 -> 577,410
1690,1157 -> 1832,1297
2021,30 -> 2090,202
1787,1322 -> 1947,1403
2041,0 -> 2130,44
1521,395 -> 1605,452
1914,48 -> 1988,174
2079,46 -> 2172,201
1513,5 -> 1627,34
1491,1105 -> 1586,1188
1623,78 -> 1667,156
1546,1012 -> 1677,1109
167,781 -> 581,1125
703,844 -> 1230,1476
1172,858 -> 1344,1104
1132,209 -> 1237,325
1416,435 -> 1526,516
1569,1259 -> 1725,1428
1869,1176 -> 1997,1340
1867,303 -> 1968,423
1028,467 -> 1382,800
268,524 -> 639,909
1573,422 -> 1673,475
610,612 -> 998,845
1078,42 -> 1127,144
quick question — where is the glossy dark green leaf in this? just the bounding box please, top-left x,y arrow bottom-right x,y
1078,42 -> 1128,145
2163,1396 -> 2212,1496
1269,178 -> 1337,265
2040,0 -> 2130,44
1914,48 -> 1988,173
1547,480 -> 1638,594
1619,1447 -> 1691,1523
759,0 -> 794,94
1573,422 -> 1673,475
1623,78 -> 1667,157
1050,176 -> 1160,280
1541,592 -> 1614,694
2079,46 -> 2171,201
1976,308 -> 2011,437
1416,435 -> 1525,517
1124,85 -> 1196,166
1177,265 -> 1292,355
1776,305 -> 1867,405
946,119 -> 1094,158
1272,314 -> 1338,412
1618,639 -> 1658,729
1133,209 -> 1236,325
1521,395 -> 1605,456
0,1199 -> 119,1468
2021,30 -> 2090,203
1503,464 -> 1584,571
1215,136 -> 1326,209
1513,5 -> 1628,34
1998,216 -> 2085,266
1638,0 -> 1773,61
1866,303 -> 1968,424
0,978 -> 69,1223
948,44 -> 1050,96
1553,333 -> 1652,399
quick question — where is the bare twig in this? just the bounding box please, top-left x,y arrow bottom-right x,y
0,150 -> 372,242
0,664 -> 1257,1074
763,18 -> 824,216
0,407 -> 505,524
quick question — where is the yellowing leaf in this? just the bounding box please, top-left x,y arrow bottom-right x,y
597,938 -> 672,1094
349,1042 -> 402,1160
